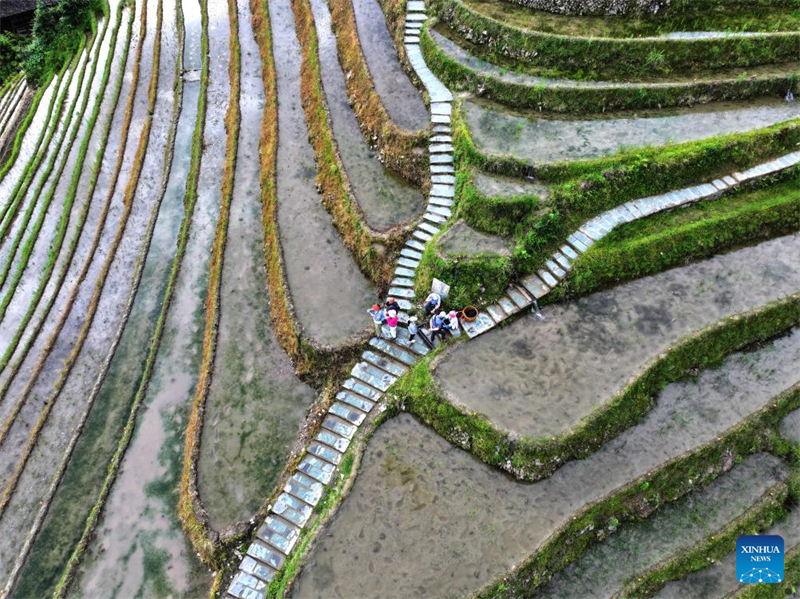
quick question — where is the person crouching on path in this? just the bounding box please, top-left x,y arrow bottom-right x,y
385,310 -> 399,339
429,311 -> 448,342
423,292 -> 441,316
368,304 -> 385,336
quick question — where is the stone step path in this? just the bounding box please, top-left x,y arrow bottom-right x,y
225,1 -> 453,596
462,149 -> 800,338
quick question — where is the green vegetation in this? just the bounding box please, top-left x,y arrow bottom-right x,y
433,0 -> 800,81
420,25 -> 800,113
23,0 -> 106,85
0,36 -> 25,84
559,177 -> 800,298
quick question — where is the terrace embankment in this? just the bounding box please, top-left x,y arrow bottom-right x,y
271,0 -> 374,348
309,0 -> 425,232
196,0 -> 317,531
435,233 -> 800,441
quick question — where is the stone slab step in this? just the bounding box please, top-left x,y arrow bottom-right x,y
394,266 -> 416,278
413,229 -> 433,242
430,153 -> 453,165
308,441 -> 343,465
322,414 -> 358,439
370,337 -> 417,365
316,428 -> 351,452
560,244 -> 578,260
553,251 -> 572,271
384,326 -> 429,356
430,183 -> 454,197
431,113 -> 450,124
284,472 -> 324,506
391,276 -> 415,288
418,221 -> 440,235
351,361 -> 397,391
486,303 -> 506,323
508,286 -> 531,309
298,454 -> 336,484
400,247 -> 423,260
432,124 -> 450,134
258,516 -> 299,554
430,164 -> 454,174
337,389 -> 375,414
538,269 -> 559,288
363,349 -> 407,377
404,36 -> 420,43
243,550 -> 280,579
330,401 -> 368,425
273,493 -> 314,528
343,377 -> 382,401
424,211 -> 447,224
428,205 -> 451,217
462,311 -> 496,338
405,20 -> 422,28
429,143 -> 454,153
428,196 -> 453,207
229,572 -> 268,599
405,238 -> 426,251
388,286 -> 414,299
396,298 -> 412,311
406,12 -> 427,20
498,296 -> 519,316
398,257 -> 420,269
430,136 -> 452,145
431,173 -> 454,184
545,258 -> 566,279
431,102 -> 452,115
520,273 -> 550,299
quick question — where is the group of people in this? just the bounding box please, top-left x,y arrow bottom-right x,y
368,291 -> 459,345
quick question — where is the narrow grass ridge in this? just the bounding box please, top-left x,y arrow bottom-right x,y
0,1 -> 133,377
179,0 -> 241,564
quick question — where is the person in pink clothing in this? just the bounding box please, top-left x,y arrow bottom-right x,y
385,310 -> 399,339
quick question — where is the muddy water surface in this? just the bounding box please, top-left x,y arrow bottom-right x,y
352,0 -> 427,131
310,0 -> 424,231
294,320 -> 800,599
473,170 -> 549,200
197,0 -> 317,530
436,234 -> 800,440
464,98 -> 800,165
271,0 -> 373,347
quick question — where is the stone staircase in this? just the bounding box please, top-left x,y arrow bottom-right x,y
225,1 -> 453,596
462,150 -> 800,338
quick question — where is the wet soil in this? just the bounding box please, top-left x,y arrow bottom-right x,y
271,0 -> 374,347
463,98 -> 800,165
351,0 -> 428,131
197,0 -> 318,531
310,0 -> 425,232
435,234 -> 800,440
436,219 -> 512,257
472,170 -> 550,200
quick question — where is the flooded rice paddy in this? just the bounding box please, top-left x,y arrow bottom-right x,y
271,0 -> 374,347
351,0 -> 428,131
197,0 -> 318,531
293,323 -> 800,598
464,98 -> 800,165
472,170 -> 550,200
310,0 -> 425,232
436,233 -> 800,440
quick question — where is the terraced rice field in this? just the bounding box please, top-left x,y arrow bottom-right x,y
0,0 -> 799,597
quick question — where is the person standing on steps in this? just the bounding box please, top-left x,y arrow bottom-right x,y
423,291 -> 441,316
429,311 -> 448,343
386,310 -> 399,340
384,296 -> 401,315
408,316 -> 418,343
368,304 -> 385,337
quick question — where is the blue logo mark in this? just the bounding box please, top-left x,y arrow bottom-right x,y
737,535 -> 784,583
